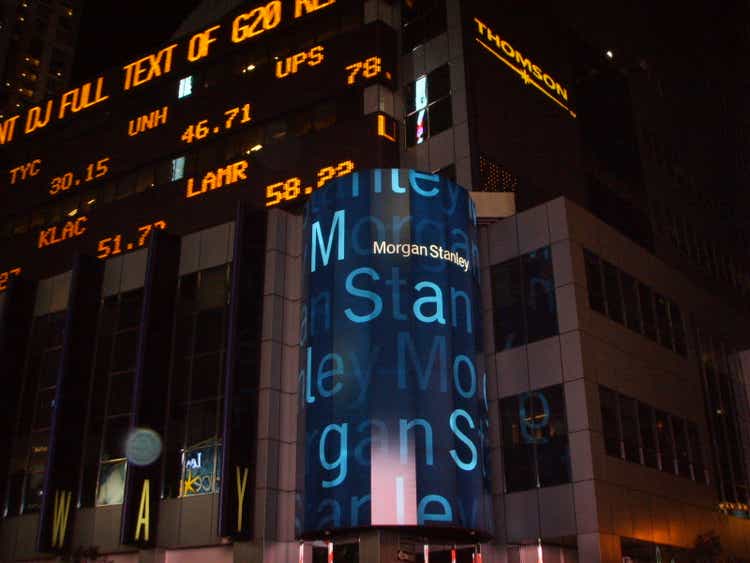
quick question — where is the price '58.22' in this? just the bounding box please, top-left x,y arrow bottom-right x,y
50,157 -> 110,195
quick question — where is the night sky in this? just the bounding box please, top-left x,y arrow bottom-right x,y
71,1 -> 203,82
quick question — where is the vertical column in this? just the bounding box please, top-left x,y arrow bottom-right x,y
120,231 -> 180,547
37,255 -> 104,553
0,277 -> 36,516
219,205 -> 267,539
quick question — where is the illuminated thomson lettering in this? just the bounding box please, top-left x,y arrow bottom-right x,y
128,106 -> 169,137
473,17 -> 575,117
8,159 -> 42,184
186,160 -> 248,198
122,44 -> 178,91
38,216 -> 88,249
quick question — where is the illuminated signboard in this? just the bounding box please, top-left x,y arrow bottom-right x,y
472,17 -> 576,118
298,170 -> 493,538
1,19 -> 394,217
0,0 -> 340,146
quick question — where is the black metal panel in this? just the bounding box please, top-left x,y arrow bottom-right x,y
37,254 -> 103,553
120,230 -> 181,547
218,204 -> 268,538
0,277 -> 36,517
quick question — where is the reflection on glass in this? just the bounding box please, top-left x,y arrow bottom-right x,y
181,443 -> 221,496
96,460 -> 126,506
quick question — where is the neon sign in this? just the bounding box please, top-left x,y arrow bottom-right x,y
473,17 -> 576,118
0,0 -> 339,146
96,220 -> 167,259
0,267 -> 21,291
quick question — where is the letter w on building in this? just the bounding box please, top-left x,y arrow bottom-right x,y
52,490 -> 72,548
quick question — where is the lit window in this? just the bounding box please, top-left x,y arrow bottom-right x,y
177,76 -> 193,99
171,156 -> 185,181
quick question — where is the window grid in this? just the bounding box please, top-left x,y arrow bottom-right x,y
599,386 -> 707,485
583,249 -> 687,356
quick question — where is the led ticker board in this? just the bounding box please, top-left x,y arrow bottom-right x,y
298,170 -> 493,539
0,114 -> 397,286
0,0 -> 342,146
1,13 -> 395,216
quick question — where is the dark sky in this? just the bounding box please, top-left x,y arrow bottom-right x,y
72,1 -> 203,82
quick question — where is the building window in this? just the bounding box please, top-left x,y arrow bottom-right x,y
171,156 -> 186,181
401,0 -> 447,54
491,246 -> 558,351
582,249 -> 687,356
78,289 -> 144,507
178,76 -> 193,99
598,385 -> 707,483
6,312 -> 66,515
404,64 -> 452,147
163,265 -> 231,498
500,385 -> 570,492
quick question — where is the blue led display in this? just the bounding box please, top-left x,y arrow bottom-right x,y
298,169 -> 493,538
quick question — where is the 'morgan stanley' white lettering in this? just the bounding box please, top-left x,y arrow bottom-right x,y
373,240 -> 470,272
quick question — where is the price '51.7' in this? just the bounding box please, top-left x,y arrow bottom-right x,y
97,220 -> 167,259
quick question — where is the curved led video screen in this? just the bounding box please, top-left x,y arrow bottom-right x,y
298,169 -> 493,539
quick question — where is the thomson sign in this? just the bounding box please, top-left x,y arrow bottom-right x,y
297,169 -> 493,538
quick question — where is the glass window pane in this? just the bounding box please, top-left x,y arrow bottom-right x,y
535,386 -> 570,487
96,461 -> 126,506
405,109 -> 428,147
198,266 -> 228,310
584,250 -> 606,314
620,396 -> 640,463
181,444 -> 218,496
620,272 -> 642,333
654,409 -> 675,474
500,396 -> 536,492
107,372 -> 134,415
24,471 -> 45,513
194,309 -> 224,354
602,261 -> 623,324
112,330 -> 138,372
190,353 -> 222,401
39,348 -> 61,388
118,289 -> 143,329
654,293 -> 673,350
599,387 -> 621,457
672,417 -> 690,478
638,284 -> 657,341
491,258 -> 524,350
427,64 -> 451,100
186,400 -> 218,446
687,422 -> 705,483
523,247 -> 558,344
102,417 -> 130,461
669,301 -> 686,356
638,403 -> 658,468
33,388 -> 56,430
428,96 -> 452,137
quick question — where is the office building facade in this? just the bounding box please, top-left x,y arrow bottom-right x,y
0,1 -> 749,561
